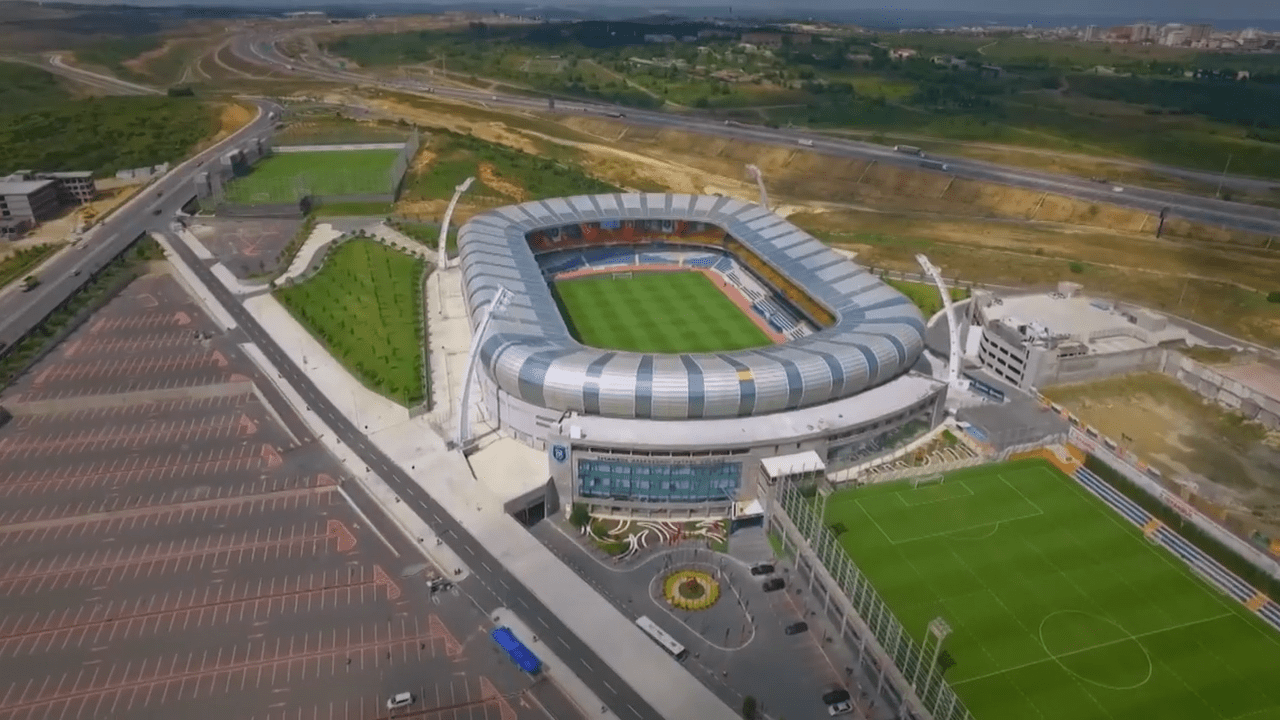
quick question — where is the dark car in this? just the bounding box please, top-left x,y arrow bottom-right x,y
750,563 -> 775,576
762,577 -> 785,592
822,689 -> 851,706
784,622 -> 808,635
151,208 -> 162,215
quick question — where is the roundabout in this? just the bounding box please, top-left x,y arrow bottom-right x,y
663,569 -> 721,611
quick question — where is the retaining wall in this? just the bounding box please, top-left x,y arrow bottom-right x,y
1164,352 -> 1280,430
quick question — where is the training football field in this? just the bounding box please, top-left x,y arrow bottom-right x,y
826,458 -> 1280,720
223,150 -> 400,203
552,271 -> 772,353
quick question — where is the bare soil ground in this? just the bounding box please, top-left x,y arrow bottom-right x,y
1043,373 -> 1280,534
335,91 -> 1280,345
204,101 -> 254,145
476,162 -> 528,202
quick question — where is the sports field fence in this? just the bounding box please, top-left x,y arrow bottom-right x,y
770,474 -> 973,720
1068,427 -> 1280,582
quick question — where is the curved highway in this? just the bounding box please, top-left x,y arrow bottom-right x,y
228,28 -> 1280,237
0,99 -> 277,351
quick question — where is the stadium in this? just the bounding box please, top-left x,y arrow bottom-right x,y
457,193 -> 948,518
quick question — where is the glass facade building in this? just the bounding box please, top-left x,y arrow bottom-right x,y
577,459 -> 742,503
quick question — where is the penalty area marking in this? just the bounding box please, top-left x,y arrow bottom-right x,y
893,479 -> 975,507
854,476 -> 1045,546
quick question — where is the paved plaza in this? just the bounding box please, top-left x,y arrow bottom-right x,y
531,520 -> 896,720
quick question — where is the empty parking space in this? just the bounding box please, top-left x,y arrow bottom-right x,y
189,218 -> 303,279
0,272 -> 570,720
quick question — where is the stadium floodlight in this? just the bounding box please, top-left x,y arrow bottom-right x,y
745,164 -> 769,211
915,253 -> 968,394
439,176 -> 475,269
917,617 -> 952,705
456,285 -> 512,450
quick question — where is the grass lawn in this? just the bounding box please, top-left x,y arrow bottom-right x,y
403,130 -> 620,203
0,61 -> 71,109
552,271 -> 771,353
884,278 -> 969,317
0,244 -> 61,292
825,458 -> 1280,720
224,150 -> 401,204
275,240 -> 426,406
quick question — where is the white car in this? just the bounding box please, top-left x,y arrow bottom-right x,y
828,700 -> 854,716
386,692 -> 415,710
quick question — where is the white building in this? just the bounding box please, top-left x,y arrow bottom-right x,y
968,282 -> 1198,391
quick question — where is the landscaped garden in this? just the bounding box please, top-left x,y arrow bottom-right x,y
274,238 -> 427,406
663,569 -> 720,611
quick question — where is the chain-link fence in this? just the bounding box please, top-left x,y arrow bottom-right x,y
775,478 -> 973,720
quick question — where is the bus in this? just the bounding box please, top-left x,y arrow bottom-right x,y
635,616 -> 688,661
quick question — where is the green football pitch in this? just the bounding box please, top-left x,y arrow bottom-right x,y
223,150 -> 400,203
826,458 -> 1280,720
552,271 -> 772,353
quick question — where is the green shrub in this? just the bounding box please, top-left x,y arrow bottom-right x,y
569,503 -> 591,528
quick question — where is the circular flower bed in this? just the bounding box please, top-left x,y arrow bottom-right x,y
663,570 -> 720,611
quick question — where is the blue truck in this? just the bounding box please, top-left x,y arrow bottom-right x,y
491,627 -> 542,674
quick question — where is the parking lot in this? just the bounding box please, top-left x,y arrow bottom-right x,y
188,218 -> 303,279
0,271 -> 577,720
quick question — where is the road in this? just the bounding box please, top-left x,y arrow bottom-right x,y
0,99 -> 275,352
227,30 -> 1280,238
42,53 -> 161,95
0,56 -> 675,719
159,228 -> 666,720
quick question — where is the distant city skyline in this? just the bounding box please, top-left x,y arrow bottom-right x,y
36,0 -> 1280,26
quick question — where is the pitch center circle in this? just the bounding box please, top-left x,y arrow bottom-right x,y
1037,610 -> 1153,691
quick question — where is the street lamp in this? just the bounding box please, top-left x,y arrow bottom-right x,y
455,285 -> 511,450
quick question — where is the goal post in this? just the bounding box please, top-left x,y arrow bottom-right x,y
911,473 -> 945,489
611,271 -> 633,280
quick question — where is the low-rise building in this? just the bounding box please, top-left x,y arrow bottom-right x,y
967,282 -> 1198,391
0,170 -> 96,239
40,171 -> 96,204
0,179 -> 60,239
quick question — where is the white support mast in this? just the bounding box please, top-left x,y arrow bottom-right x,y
455,286 -> 511,450
915,253 -> 968,392
745,164 -> 769,211
453,285 -> 506,448
438,176 -> 474,269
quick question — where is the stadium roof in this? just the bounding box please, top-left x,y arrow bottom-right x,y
458,193 -> 927,421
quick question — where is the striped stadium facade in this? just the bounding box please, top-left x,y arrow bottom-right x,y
457,193 -> 949,519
